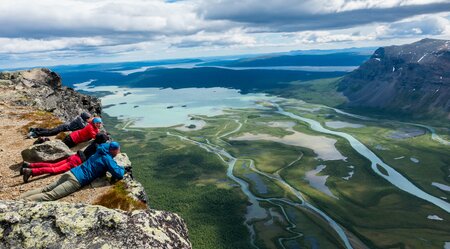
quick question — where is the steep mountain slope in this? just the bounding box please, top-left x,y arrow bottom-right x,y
338,38 -> 450,119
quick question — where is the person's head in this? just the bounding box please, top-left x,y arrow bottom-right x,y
92,117 -> 102,129
109,141 -> 120,157
94,132 -> 110,144
80,112 -> 91,122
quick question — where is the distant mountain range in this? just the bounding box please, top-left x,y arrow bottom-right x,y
88,67 -> 346,93
50,58 -> 202,73
198,52 -> 370,67
338,38 -> 450,119
55,39 -> 449,120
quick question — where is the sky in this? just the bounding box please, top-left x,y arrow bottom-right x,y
1,0 -> 449,69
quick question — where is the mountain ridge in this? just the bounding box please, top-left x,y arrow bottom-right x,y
338,38 -> 450,119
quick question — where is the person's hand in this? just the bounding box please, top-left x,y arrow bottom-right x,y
124,166 -> 133,179
124,166 -> 132,173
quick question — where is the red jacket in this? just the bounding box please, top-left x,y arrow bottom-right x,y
69,122 -> 99,144
67,154 -> 83,167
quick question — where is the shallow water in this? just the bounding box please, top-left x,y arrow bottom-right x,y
243,162 -> 268,194
325,121 -> 364,129
74,82 -> 273,128
427,215 -> 444,221
168,131 -> 354,249
265,121 -> 297,129
388,127 -> 425,139
432,182 -> 450,192
304,165 -> 338,198
275,103 -> 450,213
113,64 -> 357,75
230,131 -> 346,161
342,169 -> 354,181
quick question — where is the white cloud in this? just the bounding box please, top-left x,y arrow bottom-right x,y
0,0 -> 219,37
330,0 -> 450,12
0,0 -> 449,68
0,37 -> 108,53
293,31 -> 375,44
288,13 -> 450,46
376,14 -> 450,37
199,0 -> 450,31
170,29 -> 256,48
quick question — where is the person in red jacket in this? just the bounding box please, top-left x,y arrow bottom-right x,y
21,151 -> 85,183
21,132 -> 111,183
63,117 -> 102,148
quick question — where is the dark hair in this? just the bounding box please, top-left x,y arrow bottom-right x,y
80,112 -> 91,121
94,133 -> 110,144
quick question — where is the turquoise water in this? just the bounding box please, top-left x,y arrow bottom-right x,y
75,82 -> 273,128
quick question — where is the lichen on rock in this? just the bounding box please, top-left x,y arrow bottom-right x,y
0,200 -> 191,249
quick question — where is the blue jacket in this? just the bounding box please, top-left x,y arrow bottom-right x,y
71,143 -> 125,186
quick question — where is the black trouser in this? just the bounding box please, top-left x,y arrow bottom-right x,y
33,124 -> 69,137
63,135 -> 76,148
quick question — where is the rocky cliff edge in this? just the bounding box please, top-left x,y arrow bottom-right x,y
0,68 -> 191,249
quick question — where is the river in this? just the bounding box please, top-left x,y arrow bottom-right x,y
168,117 -> 355,249
274,103 -> 450,213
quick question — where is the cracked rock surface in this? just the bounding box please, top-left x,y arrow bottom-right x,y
0,200 -> 191,249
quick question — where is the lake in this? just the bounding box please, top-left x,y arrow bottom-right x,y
74,81 -> 274,128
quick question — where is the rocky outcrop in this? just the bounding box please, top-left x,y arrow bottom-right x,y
0,68 -> 102,121
114,153 -> 148,204
0,68 -> 191,248
338,38 -> 450,119
0,200 -> 191,249
21,140 -> 74,163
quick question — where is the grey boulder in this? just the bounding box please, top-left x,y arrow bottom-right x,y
21,140 -> 74,163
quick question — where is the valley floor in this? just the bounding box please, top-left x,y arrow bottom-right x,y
104,98 -> 450,249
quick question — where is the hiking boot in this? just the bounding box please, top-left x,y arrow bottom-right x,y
23,168 -> 32,183
20,162 -> 30,175
26,131 -> 37,139
33,137 -> 49,145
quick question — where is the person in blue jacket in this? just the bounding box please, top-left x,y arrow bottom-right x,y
20,142 -> 125,202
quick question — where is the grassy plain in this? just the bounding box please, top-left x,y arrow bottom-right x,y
103,96 -> 450,249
